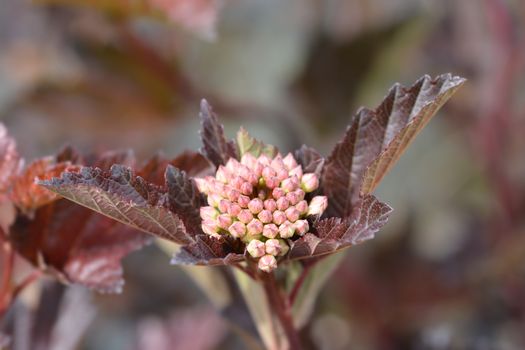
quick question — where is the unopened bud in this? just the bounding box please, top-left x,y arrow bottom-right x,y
272,187 -> 286,199
200,206 -> 218,221
262,167 -> 277,180
226,188 -> 240,202
247,173 -> 259,186
294,189 -> 305,201
258,210 -> 273,223
228,203 -> 242,217
230,176 -> 243,190
288,165 -> 303,179
239,165 -> 252,181
218,199 -> 231,213
238,195 -> 251,208
307,196 -> 328,216
294,220 -> 309,236
258,255 -> 277,272
194,178 -> 209,194
258,154 -> 271,166
248,198 -> 264,214
263,224 -> 279,238
301,173 -> 319,192
228,221 -> 246,238
265,239 -> 281,256
276,197 -> 290,211
238,209 -> 253,224
276,168 -> 289,181
285,191 -> 300,205
265,177 -> 280,189
285,207 -> 300,222
264,199 -> 277,212
240,182 -> 253,195
225,158 -> 241,172
273,210 -> 287,225
295,200 -> 308,215
202,220 -> 220,237
217,214 -> 233,229
216,166 -> 230,183
283,153 -> 298,170
207,194 -> 222,207
281,177 -> 298,193
279,221 -> 295,238
241,153 -> 257,168
253,162 -> 264,177
247,240 -> 265,258
278,240 -> 289,256
247,219 -> 264,236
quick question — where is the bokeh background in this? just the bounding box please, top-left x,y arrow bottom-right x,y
1,0 -> 525,349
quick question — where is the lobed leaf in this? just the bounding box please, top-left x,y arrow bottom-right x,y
294,145 -> 324,177
236,127 -> 278,158
171,234 -> 244,266
287,195 -> 392,260
322,74 -> 466,217
166,165 -> 205,236
39,165 -> 192,245
199,99 -> 238,167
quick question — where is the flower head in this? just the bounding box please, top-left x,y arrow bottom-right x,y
197,152 -> 328,272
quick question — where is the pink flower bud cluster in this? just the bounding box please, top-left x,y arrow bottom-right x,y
196,152 -> 328,272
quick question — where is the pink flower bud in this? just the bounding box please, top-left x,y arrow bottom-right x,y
200,206 -> 218,221
285,191 -> 300,205
194,178 -> 209,194
247,173 -> 259,186
264,199 -> 277,212
288,165 -> 303,179
207,194 -> 222,207
258,255 -> 277,272
285,207 -> 300,222
307,196 -> 328,216
262,166 -> 277,180
202,219 -> 220,237
257,210 -> 273,223
276,168 -> 289,181
263,224 -> 279,238
230,176 -> 243,190
247,219 -> 263,235
272,187 -> 286,199
253,162 -> 264,177
295,200 -> 308,215
294,189 -> 305,201
218,199 -> 231,213
217,214 -> 233,229
294,220 -> 309,236
238,209 -> 254,224
257,189 -> 267,200
271,156 -> 284,170
281,177 -> 298,193
265,239 -> 281,256
258,154 -> 271,166
240,182 -> 253,195
301,173 -> 319,192
278,240 -> 289,256
216,166 -> 230,183
265,177 -> 280,189
241,153 -> 257,168
247,240 -> 265,258
273,210 -> 287,225
225,158 -> 241,172
226,188 -> 240,202
228,203 -> 242,217
239,165 -> 252,181
279,221 -> 295,238
283,153 -> 298,170
238,195 -> 251,208
248,198 -> 264,214
228,222 -> 246,238
211,181 -> 225,195
276,197 -> 290,211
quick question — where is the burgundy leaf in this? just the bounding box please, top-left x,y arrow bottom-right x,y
39,165 -> 192,245
165,165 -> 204,236
287,195 -> 392,260
199,99 -> 238,167
322,74 -> 465,217
294,145 -> 324,177
171,234 -> 244,266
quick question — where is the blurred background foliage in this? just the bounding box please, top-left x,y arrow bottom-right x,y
1,0 -> 525,349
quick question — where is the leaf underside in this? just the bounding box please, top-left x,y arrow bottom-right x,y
171,234 -> 244,266
199,99 -> 238,167
322,74 -> 466,217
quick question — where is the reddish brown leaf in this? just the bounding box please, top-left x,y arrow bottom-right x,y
322,74 -> 465,217
199,99 -> 238,167
294,145 -> 324,177
287,195 -> 392,260
171,234 -> 244,266
40,165 -> 192,245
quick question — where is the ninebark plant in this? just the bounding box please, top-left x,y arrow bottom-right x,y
1,74 -> 465,349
